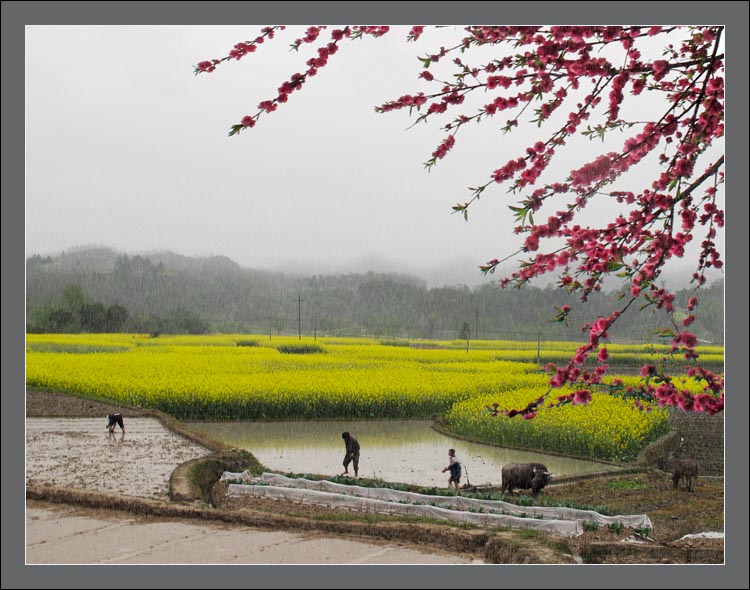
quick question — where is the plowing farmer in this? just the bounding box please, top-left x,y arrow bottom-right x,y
442,448 -> 461,492
340,431 -> 360,478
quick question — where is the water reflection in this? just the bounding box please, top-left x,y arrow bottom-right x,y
185,420 -> 620,488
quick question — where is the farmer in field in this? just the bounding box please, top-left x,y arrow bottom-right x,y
442,448 -> 461,492
106,412 -> 125,434
340,431 -> 360,478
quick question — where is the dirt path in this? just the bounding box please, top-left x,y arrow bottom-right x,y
26,501 -> 479,564
25,389 -> 151,418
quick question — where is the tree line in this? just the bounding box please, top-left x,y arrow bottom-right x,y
27,282 -> 209,335
25,251 -> 724,343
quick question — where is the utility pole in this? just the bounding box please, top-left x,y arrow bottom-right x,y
297,295 -> 303,340
314,276 -> 318,341
537,328 -> 541,366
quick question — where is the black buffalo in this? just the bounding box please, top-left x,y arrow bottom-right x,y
672,459 -> 699,492
501,462 -> 552,496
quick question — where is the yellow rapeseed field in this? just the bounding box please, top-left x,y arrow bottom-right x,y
26,333 -> 720,460
26,334 -> 542,419
444,389 -> 671,462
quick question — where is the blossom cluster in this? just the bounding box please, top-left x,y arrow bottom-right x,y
196,25 -> 725,416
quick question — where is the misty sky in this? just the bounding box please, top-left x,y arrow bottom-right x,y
26,25 -> 725,286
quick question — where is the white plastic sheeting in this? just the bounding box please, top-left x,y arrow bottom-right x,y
227,483 -> 583,536
220,470 -> 255,482
621,534 -> 651,544
220,472 -> 651,530
219,471 -> 256,481
677,532 -> 724,541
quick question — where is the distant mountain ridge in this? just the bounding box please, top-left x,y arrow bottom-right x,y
26,246 -> 725,343
29,245 -> 717,291
31,246 -> 244,276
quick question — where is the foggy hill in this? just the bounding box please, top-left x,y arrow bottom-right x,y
25,247 -> 724,343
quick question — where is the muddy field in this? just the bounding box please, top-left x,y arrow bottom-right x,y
26,417 -> 211,499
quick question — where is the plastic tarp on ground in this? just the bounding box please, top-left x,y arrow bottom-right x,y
221,472 -> 651,530
222,472 -> 653,528
226,482 -> 583,536
677,532 -> 724,540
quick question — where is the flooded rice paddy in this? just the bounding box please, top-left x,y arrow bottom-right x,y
184,419 -> 620,487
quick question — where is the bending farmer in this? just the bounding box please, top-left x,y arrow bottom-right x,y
106,412 -> 125,434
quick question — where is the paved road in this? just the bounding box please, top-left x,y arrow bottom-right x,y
26,502 -> 481,565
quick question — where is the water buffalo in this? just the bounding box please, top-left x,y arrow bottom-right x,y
501,462 -> 552,497
672,459 -> 699,492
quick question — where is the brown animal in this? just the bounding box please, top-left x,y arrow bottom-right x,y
501,462 -> 552,497
672,459 -> 699,492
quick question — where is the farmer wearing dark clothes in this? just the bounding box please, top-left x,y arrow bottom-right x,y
340,432 -> 360,477
442,448 -> 461,491
106,412 -> 125,433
